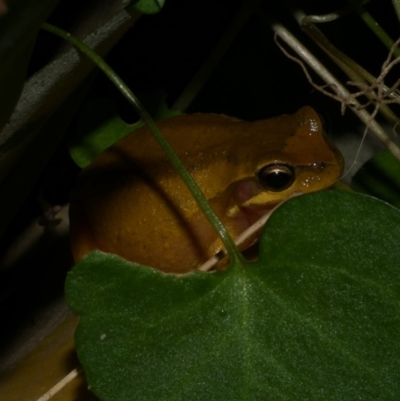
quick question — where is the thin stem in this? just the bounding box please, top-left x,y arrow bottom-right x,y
392,0 -> 400,22
198,191 -> 302,272
285,0 -> 399,101
254,9 -> 400,163
302,0 -> 370,24
353,3 -> 400,57
298,0 -> 399,57
292,5 -> 400,102
286,3 -> 400,128
36,368 -> 81,401
300,23 -> 400,127
41,22 -> 244,266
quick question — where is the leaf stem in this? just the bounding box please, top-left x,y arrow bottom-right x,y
41,22 -> 244,266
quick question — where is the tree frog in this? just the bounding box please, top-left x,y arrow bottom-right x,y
70,106 -> 343,273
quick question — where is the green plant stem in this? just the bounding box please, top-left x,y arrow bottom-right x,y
392,0 -> 400,22
41,22 -> 244,267
352,3 -> 400,57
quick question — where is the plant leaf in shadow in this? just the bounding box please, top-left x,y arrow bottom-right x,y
66,190 -> 400,401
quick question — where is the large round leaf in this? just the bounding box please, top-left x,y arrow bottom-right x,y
66,190 -> 400,400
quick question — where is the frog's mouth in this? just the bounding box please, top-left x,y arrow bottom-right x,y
239,202 -> 279,225
226,177 -> 304,250
228,177 -> 289,219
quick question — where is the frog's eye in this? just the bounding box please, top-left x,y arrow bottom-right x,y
257,164 -> 295,192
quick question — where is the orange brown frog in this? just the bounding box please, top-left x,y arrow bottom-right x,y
70,106 -> 343,273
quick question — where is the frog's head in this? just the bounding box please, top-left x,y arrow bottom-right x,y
225,106 -> 344,219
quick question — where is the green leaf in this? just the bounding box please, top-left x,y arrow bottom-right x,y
352,150 -> 400,208
66,190 -> 400,400
131,0 -> 165,14
69,91 -> 181,168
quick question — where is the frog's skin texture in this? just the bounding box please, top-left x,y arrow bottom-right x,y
70,107 -> 344,273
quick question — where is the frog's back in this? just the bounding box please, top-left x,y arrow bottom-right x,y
87,112 -> 305,194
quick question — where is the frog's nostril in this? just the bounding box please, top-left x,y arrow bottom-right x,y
311,162 -> 326,170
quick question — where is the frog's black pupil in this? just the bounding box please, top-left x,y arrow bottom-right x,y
258,164 -> 294,192
265,171 -> 291,189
